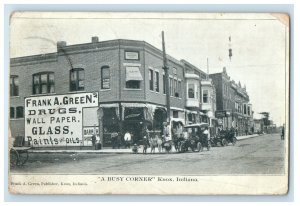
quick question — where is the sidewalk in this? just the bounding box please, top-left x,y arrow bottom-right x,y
236,134 -> 259,140
29,134 -> 260,154
29,148 -> 133,154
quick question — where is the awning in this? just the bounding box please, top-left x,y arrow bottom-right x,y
126,67 -> 143,81
121,103 -> 147,108
99,103 -> 119,108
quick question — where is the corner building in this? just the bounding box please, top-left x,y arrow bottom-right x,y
10,37 -> 194,148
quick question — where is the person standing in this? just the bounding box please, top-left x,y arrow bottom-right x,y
281,126 -> 285,140
124,131 -> 132,148
91,134 -> 96,150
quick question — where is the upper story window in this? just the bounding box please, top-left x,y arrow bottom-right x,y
155,71 -> 159,92
169,77 -> 173,96
174,79 -> 178,97
188,84 -> 195,98
173,67 -> 177,76
101,66 -> 110,89
10,107 -> 15,119
163,74 -> 166,94
16,106 -> 24,118
33,72 -> 55,94
70,68 -> 84,92
177,80 -> 181,98
149,69 -> 154,91
10,106 -> 24,119
10,75 -> 19,96
125,67 -> 143,89
203,90 -> 208,103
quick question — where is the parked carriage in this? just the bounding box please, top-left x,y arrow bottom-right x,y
10,136 -> 31,166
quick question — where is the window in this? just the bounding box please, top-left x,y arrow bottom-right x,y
244,104 -> 247,115
16,106 -> 24,118
163,74 -> 166,94
10,76 -> 19,96
174,79 -> 178,97
126,67 -> 142,89
169,77 -> 173,96
188,84 -> 195,98
70,68 -> 84,92
173,67 -> 177,75
149,69 -> 154,91
155,71 -> 159,92
10,107 -> 15,118
126,80 -> 140,89
173,111 -> 179,118
178,81 -> 181,98
101,66 -> 110,89
248,106 -> 251,115
203,90 -> 208,103
33,72 -> 55,94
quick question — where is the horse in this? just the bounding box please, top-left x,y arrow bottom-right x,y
149,135 -> 163,153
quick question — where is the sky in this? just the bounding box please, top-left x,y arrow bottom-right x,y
9,12 -> 288,126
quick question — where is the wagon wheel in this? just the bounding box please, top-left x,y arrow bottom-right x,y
10,149 -> 19,167
179,143 -> 185,153
192,142 -> 202,152
18,150 -> 29,165
221,138 -> 228,146
232,137 -> 237,146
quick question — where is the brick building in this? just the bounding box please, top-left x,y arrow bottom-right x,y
10,37 -> 215,148
210,67 -> 253,135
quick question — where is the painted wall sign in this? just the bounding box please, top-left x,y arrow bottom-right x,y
25,92 -> 99,147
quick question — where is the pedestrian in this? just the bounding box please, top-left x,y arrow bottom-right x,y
91,134 -> 96,150
281,126 -> 285,140
157,135 -> 163,153
124,131 -> 131,148
142,136 -> 148,154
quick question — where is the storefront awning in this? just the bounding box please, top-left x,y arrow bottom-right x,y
99,103 -> 119,108
121,103 -> 147,108
126,67 -> 143,81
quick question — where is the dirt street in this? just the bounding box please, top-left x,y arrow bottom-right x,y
10,134 -> 286,175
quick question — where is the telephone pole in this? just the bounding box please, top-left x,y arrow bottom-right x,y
162,31 -> 171,123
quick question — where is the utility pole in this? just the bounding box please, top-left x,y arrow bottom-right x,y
206,57 -> 209,80
162,31 -> 171,123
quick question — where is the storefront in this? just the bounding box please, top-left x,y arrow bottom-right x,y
99,103 -> 168,147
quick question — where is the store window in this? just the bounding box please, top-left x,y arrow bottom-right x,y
16,106 -> 24,118
70,68 -> 84,92
203,90 -> 208,103
101,66 -> 110,89
188,84 -> 195,98
125,67 -> 143,89
155,71 -> 159,92
10,107 -> 15,119
10,76 -> 19,96
33,72 -> 55,94
149,69 -> 154,91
